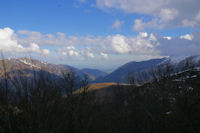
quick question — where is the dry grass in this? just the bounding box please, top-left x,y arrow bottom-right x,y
75,82 -> 117,93
88,82 -> 117,91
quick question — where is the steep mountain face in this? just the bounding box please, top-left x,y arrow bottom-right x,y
81,68 -> 107,81
95,58 -> 167,83
0,58 -> 86,79
0,58 -> 108,82
0,58 -> 41,77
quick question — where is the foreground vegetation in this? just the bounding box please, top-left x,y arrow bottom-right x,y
0,59 -> 200,133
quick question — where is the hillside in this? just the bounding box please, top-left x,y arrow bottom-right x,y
0,58 -> 92,81
0,56 -> 200,133
81,68 -> 107,81
95,58 -> 167,83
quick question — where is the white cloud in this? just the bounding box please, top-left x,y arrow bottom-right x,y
86,51 -> 95,58
133,19 -> 144,31
100,52 -> 108,59
180,34 -> 194,40
112,19 -> 123,30
65,46 -> 76,50
195,11 -> 200,21
16,31 -> 105,47
139,32 -> 148,38
42,49 -> 50,56
149,33 -> 157,41
159,8 -> 178,22
58,46 -> 79,57
163,36 -> 172,40
95,0 -> 200,30
133,8 -> 179,31
96,0 -> 165,14
55,32 -> 160,58
0,27 -> 25,52
0,27 -> 50,56
182,10 -> 200,27
105,32 -> 200,58
105,32 -> 160,56
69,50 -> 79,56
110,34 -> 130,54
128,32 -> 160,54
133,18 -> 158,31
28,43 -> 41,53
60,52 -> 67,56
182,19 -> 197,27
183,13 -> 199,27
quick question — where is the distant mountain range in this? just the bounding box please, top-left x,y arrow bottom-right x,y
0,58 -> 107,82
0,55 -> 200,84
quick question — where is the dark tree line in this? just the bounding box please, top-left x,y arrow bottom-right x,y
0,58 -> 200,133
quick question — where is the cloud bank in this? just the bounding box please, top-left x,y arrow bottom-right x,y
95,0 -> 200,30
1,27 -> 200,61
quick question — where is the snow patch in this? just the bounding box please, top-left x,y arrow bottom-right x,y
19,59 -> 41,69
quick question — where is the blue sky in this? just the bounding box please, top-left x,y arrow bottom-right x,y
0,0 -> 200,72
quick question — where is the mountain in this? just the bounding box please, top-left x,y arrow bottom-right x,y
1,56 -> 199,84
81,68 -> 107,81
0,58 -> 112,84
0,58 -> 87,80
175,55 -> 200,71
95,58 -> 167,83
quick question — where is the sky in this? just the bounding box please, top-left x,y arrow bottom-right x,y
0,0 -> 200,72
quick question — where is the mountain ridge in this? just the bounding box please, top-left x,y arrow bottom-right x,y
1,56 -> 200,84
94,58 -> 168,83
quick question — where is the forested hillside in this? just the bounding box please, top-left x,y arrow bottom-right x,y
0,56 -> 200,133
